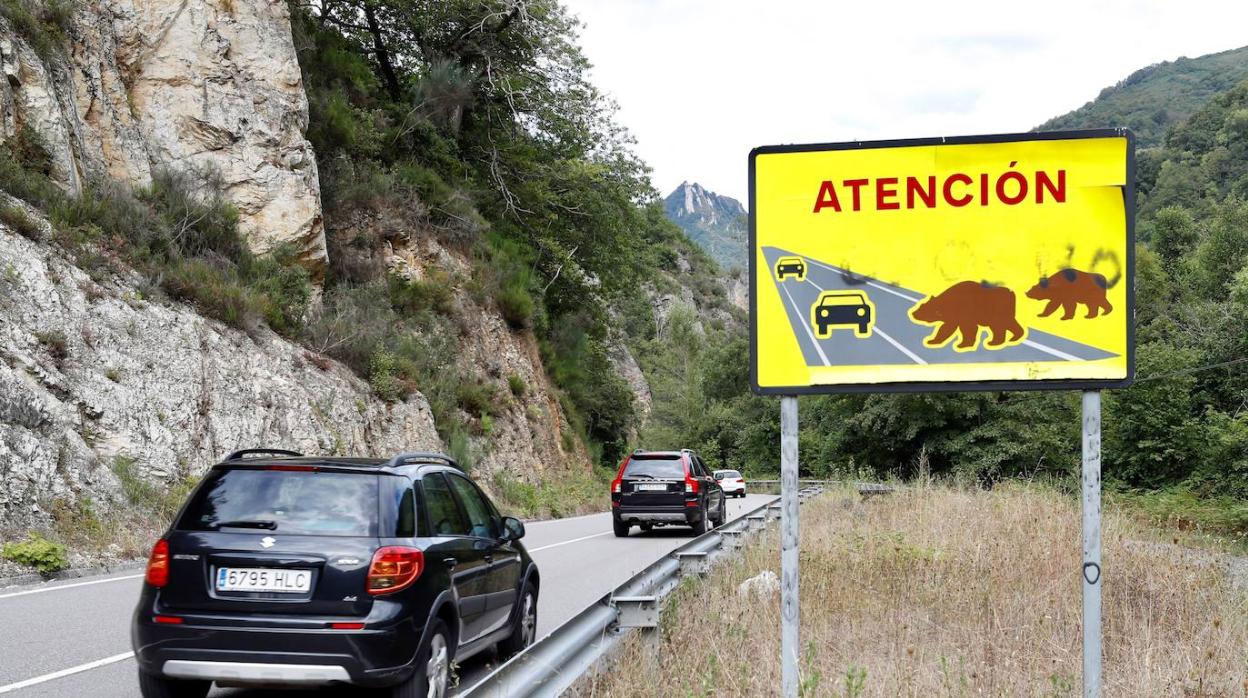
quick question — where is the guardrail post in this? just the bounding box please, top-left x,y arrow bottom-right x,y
676,551 -> 709,577
780,395 -> 800,698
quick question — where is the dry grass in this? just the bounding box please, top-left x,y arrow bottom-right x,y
574,483 -> 1248,697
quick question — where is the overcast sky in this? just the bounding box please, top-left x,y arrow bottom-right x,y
562,0 -> 1248,204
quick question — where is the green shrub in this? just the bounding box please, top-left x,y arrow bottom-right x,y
2,533 -> 68,575
110,455 -> 195,521
446,424 -> 474,471
0,0 -> 72,62
456,379 -> 497,417
160,258 -> 260,331
507,373 -> 527,397
5,124 -> 53,176
140,170 -> 245,263
369,349 -> 403,402
388,271 -> 454,317
495,280 -> 535,328
244,246 -> 312,336
0,204 -> 43,239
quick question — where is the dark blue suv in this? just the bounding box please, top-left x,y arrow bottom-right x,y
131,450 -> 539,698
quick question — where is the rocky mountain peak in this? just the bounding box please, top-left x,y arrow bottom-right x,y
663,182 -> 747,271
667,181 -> 745,227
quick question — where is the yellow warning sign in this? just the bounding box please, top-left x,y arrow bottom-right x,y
749,130 -> 1134,394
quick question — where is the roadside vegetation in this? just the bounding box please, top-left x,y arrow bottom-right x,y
576,485 -> 1248,697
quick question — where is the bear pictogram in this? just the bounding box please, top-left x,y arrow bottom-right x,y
909,281 -> 1026,351
1025,269 -> 1112,320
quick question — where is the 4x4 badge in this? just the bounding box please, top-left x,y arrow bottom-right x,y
260,536 -> 276,548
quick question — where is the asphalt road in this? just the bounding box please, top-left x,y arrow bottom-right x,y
761,246 -> 1118,367
0,494 -> 773,697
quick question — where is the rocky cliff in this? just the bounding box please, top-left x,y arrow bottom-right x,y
0,213 -> 436,530
0,0 -> 326,270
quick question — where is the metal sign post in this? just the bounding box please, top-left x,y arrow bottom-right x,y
780,395 -> 800,698
1081,391 -> 1103,697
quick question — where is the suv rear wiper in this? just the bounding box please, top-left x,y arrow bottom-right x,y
625,474 -> 656,480
211,519 -> 277,530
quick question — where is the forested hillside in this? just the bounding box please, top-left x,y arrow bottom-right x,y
289,0 -> 740,471
1037,45 -> 1248,147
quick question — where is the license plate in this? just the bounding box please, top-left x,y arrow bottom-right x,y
216,567 -> 312,593
636,483 -> 668,491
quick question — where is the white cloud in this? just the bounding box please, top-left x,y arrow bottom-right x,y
562,0 -> 1248,204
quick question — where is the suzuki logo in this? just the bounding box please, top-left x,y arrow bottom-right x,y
260,536 -> 276,548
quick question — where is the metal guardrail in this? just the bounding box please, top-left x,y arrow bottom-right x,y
461,487 -> 826,698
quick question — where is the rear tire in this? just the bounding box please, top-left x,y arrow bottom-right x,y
713,503 -> 726,528
391,619 -> 451,698
498,582 -> 537,658
691,511 -> 707,536
612,519 -> 630,537
137,671 -> 209,698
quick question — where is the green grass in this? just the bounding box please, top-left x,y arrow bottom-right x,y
490,467 -> 612,519
1110,486 -> 1248,548
0,203 -> 43,239
110,455 -> 196,521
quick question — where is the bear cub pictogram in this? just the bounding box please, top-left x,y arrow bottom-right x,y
909,281 -> 1025,351
1025,269 -> 1112,320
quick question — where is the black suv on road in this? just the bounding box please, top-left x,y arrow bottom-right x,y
131,449 -> 539,698
610,449 -> 726,537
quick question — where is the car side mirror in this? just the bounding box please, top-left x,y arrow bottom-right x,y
713,474 -> 723,480
500,516 -> 525,541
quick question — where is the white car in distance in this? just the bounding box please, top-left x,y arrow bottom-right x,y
713,469 -> 746,498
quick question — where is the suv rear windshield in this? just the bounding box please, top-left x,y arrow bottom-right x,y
178,469 -> 378,537
717,470 -> 742,478
623,456 -> 686,479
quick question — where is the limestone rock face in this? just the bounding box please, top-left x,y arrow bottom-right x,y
0,0 -> 326,272
0,221 -> 434,528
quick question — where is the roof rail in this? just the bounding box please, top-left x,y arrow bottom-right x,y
387,452 -> 458,468
224,448 -> 304,461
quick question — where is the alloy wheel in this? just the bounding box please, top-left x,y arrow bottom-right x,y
426,632 -> 449,698
521,592 -> 537,647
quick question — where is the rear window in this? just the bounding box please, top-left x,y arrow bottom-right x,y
717,470 -> 742,478
178,469 -> 378,537
622,457 -> 686,479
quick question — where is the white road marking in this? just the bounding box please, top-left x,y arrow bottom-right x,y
1021,339 -> 1081,361
797,254 -> 1091,362
0,573 -> 143,601
0,652 -> 134,694
778,280 -> 831,366
527,531 -> 612,553
872,326 -> 927,365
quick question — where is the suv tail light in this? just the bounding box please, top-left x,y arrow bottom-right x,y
367,546 -> 424,595
611,457 -> 628,494
145,539 -> 170,587
684,462 -> 699,494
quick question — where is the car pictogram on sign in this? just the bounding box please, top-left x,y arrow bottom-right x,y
775,256 -> 806,281
810,291 -> 875,339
